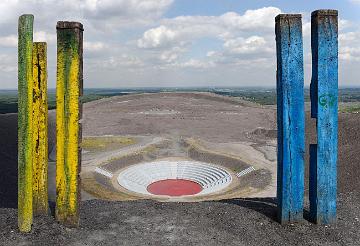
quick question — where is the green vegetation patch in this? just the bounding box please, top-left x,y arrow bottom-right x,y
340,105 -> 360,114
81,172 -> 138,201
82,136 -> 136,152
2,87 -> 360,113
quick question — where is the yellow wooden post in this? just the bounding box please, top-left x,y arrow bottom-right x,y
32,42 -> 48,215
55,21 -> 83,227
18,14 -> 34,233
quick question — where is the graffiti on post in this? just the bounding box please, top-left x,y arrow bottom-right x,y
319,94 -> 336,109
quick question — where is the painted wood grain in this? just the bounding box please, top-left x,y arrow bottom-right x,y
32,42 -> 48,216
275,14 -> 305,224
310,9 -> 338,224
18,14 -> 34,233
55,21 -> 83,227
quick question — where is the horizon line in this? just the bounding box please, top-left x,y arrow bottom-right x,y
1,85 -> 360,90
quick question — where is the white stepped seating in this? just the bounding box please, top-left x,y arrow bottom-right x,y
117,160 -> 232,196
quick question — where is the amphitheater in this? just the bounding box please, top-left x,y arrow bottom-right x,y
116,160 -> 232,196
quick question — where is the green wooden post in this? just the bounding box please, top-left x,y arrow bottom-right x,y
32,42 -> 48,215
55,21 -> 83,227
18,14 -> 34,232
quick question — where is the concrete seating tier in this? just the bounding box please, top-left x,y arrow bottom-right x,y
117,160 -> 232,196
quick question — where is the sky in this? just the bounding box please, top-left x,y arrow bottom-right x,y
0,0 -> 360,89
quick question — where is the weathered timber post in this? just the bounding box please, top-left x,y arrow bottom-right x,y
55,21 -> 83,227
275,14 -> 305,224
32,42 -> 48,215
18,14 -> 34,232
310,10 -> 338,224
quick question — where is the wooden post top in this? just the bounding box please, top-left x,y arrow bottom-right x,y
56,21 -> 83,31
311,9 -> 338,17
275,14 -> 302,22
19,14 -> 34,19
33,41 -> 47,45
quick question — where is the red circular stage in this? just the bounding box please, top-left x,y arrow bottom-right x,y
147,179 -> 202,196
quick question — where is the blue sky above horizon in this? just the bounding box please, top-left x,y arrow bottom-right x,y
0,0 -> 359,89
166,0 -> 359,20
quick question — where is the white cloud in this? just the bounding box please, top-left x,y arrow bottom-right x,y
339,30 -> 360,61
79,0 -> 174,29
0,2 -> 358,88
303,22 -> 311,37
138,7 -> 281,49
137,7 -> 281,68
340,31 -> 358,42
201,35 -> 276,69
223,36 -> 272,55
86,54 -> 144,75
0,35 -> 17,47
177,59 -> 215,69
339,19 -> 351,31
0,0 -> 177,88
0,64 -> 16,73
84,41 -> 107,52
0,31 -> 57,48
159,47 -> 185,63
206,51 -> 217,57
0,0 -> 174,29
34,31 -> 56,43
138,25 -> 177,48
0,54 -> 16,72
81,0 -> 173,19
220,7 -> 281,31
340,47 -> 360,61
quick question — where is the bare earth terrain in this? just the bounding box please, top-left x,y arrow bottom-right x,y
0,92 -> 359,245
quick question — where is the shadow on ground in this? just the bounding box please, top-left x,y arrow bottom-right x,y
220,197 -> 316,224
219,197 -> 278,221
0,113 -> 56,209
0,114 -> 18,208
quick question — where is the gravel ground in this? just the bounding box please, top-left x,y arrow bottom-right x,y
0,93 -> 359,245
82,92 -> 277,142
0,192 -> 359,245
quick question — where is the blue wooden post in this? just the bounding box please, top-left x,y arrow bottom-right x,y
310,10 -> 338,224
275,14 -> 305,224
